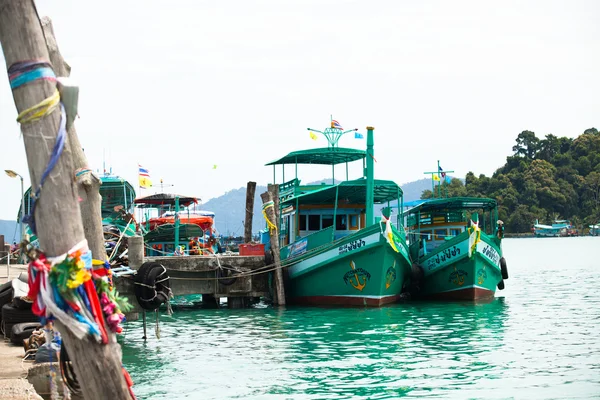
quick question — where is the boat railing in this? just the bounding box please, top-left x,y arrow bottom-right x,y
407,211 -> 464,227
279,178 -> 300,201
281,226 -> 334,259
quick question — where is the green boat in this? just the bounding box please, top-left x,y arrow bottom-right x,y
403,197 -> 509,300
266,123 -> 412,306
18,173 -> 137,247
100,174 -> 137,237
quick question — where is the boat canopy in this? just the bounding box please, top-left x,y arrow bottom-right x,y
143,223 -> 204,242
19,174 -> 136,219
265,147 -> 366,166
100,175 -> 136,217
281,178 -> 403,206
403,197 -> 497,215
134,193 -> 199,208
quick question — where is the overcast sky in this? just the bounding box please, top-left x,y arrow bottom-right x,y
1,0 -> 598,221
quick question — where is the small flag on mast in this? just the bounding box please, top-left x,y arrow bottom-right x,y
138,164 -> 152,188
309,131 -> 318,140
438,165 -> 446,178
355,132 -> 364,139
432,174 -> 440,182
331,120 -> 343,129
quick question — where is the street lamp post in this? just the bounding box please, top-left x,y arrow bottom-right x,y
5,170 -> 25,247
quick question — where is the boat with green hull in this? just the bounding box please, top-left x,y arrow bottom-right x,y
266,122 -> 412,306
403,196 -> 508,300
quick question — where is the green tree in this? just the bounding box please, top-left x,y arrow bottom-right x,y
512,130 -> 540,159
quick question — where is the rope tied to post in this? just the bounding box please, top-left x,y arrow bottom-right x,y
26,240 -> 132,344
262,201 -> 277,233
7,60 -> 66,235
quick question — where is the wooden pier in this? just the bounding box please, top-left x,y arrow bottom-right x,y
116,237 -> 270,314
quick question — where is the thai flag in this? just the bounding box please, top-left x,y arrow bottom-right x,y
332,120 -> 343,130
139,165 -> 150,177
438,165 -> 446,178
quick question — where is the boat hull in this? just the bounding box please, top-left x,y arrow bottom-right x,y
285,224 -> 412,307
415,234 -> 503,301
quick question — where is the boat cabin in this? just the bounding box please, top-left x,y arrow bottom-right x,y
134,193 -> 218,256
402,197 -> 499,260
265,140 -> 405,256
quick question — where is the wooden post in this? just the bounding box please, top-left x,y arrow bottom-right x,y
260,190 -> 285,305
40,16 -> 106,262
244,181 -> 256,243
0,2 -> 131,399
128,235 -> 144,270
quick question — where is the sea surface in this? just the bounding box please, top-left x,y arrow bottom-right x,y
121,237 -> 600,399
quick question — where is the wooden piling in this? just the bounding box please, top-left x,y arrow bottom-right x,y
128,235 -> 144,270
0,2 -> 130,398
260,190 -> 285,305
244,181 -> 256,243
40,17 -> 107,262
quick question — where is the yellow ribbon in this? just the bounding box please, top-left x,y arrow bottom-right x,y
262,202 -> 278,233
468,223 -> 481,257
17,89 -> 60,124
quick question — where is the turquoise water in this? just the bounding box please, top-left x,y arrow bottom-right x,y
121,237 -> 600,399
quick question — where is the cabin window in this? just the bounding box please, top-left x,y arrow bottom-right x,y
308,215 -> 320,231
434,229 -> 447,240
322,215 -> 334,229
299,215 -> 307,231
349,214 -> 359,229
336,215 -> 347,230
449,228 -> 462,237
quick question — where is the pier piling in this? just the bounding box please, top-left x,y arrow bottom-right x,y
0,3 -> 130,398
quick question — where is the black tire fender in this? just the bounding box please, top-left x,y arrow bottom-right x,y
0,281 -> 12,294
500,257 -> 509,280
134,262 -> 171,311
497,279 -> 505,290
10,322 -> 41,345
216,265 -> 238,286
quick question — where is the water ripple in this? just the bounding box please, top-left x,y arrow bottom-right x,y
122,237 -> 600,399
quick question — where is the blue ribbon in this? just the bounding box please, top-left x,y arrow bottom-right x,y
23,103 -> 66,235
10,67 -> 56,89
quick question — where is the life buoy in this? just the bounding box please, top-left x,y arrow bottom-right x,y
134,262 -> 171,311
500,257 -> 509,280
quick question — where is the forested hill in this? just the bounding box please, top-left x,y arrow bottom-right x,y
421,128 -> 600,233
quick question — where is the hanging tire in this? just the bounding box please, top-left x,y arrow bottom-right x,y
216,265 -> 238,286
411,263 -> 424,284
10,322 -> 41,345
497,280 -> 505,290
134,262 -> 171,311
500,257 -> 509,280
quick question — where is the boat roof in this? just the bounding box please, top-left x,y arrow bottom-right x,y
134,193 -> 199,208
265,147 -> 366,166
281,178 -> 403,206
403,197 -> 497,214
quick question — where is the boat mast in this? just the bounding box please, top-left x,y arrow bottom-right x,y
366,126 -> 375,227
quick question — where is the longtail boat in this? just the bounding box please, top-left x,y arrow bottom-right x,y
264,122 -> 412,306
403,196 -> 508,300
